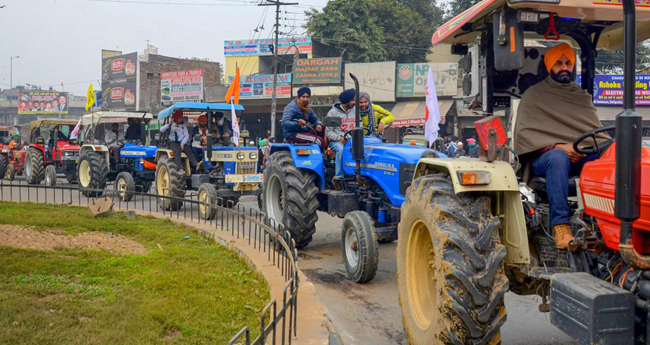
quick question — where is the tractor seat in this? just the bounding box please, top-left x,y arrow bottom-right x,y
530,175 -> 579,197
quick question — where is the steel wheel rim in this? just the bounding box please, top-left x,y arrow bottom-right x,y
157,165 -> 169,196
116,177 -> 126,198
45,170 -> 52,185
198,189 -> 209,216
266,175 -> 283,222
6,167 -> 11,180
25,154 -> 31,177
79,160 -> 91,187
344,225 -> 359,268
406,219 -> 436,330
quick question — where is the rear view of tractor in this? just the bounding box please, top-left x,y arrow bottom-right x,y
24,119 -> 80,186
397,1 -> 650,344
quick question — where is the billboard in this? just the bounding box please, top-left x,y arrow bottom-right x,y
592,75 -> 650,106
161,69 -> 204,105
224,37 -> 312,56
396,63 -> 458,97
18,91 -> 69,115
102,51 -> 137,110
229,73 -> 292,99
344,62 -> 396,102
293,58 -> 342,85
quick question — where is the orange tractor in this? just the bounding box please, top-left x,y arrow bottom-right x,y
0,126 -> 25,181
397,1 -> 650,345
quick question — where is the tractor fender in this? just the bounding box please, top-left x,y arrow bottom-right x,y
155,149 -> 190,176
415,158 -> 531,265
80,145 -> 110,168
269,144 -> 326,190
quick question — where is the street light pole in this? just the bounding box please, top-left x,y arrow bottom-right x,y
10,55 -> 19,88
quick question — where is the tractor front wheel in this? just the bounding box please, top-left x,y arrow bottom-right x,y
78,152 -> 108,197
262,151 -> 318,249
116,172 -> 136,202
44,165 -> 57,187
155,156 -> 185,211
198,183 -> 218,220
0,154 -> 7,180
397,174 -> 508,345
341,211 -> 379,283
6,165 -> 15,181
25,148 -> 44,185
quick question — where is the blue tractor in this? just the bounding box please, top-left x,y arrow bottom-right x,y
78,111 -> 158,199
262,74 -> 445,283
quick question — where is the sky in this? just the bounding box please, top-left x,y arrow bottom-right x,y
0,0 -> 329,95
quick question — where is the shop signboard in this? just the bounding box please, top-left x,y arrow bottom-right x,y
591,74 -> 650,106
344,62 -> 396,102
396,63 -> 458,97
292,58 -> 342,85
224,37 -> 312,56
102,80 -> 137,111
229,73 -> 292,99
161,69 -> 204,105
18,91 -> 69,115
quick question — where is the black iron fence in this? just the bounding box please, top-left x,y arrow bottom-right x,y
0,180 -> 299,345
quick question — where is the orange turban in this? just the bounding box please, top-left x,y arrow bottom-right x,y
544,43 -> 576,73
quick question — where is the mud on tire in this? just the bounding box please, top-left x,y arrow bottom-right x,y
78,152 -> 108,197
397,174 -> 508,345
262,151 -> 318,249
25,148 -> 45,185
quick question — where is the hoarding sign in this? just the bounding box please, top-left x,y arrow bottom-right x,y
396,63 -> 458,97
102,80 -> 137,111
229,73 -> 292,99
344,62 -> 396,102
224,37 -> 312,56
161,69 -> 204,105
292,58 -> 342,85
102,52 -> 138,82
591,74 -> 650,106
18,92 -> 69,115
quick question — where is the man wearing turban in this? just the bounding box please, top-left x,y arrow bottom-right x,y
325,88 -> 357,182
281,87 -> 324,148
514,42 -> 609,249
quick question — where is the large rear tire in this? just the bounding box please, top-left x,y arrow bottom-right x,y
44,165 -> 57,187
0,154 -> 7,180
155,156 -> 185,211
78,152 -> 108,197
262,151 -> 318,249
25,148 -> 45,185
397,174 -> 508,345
341,211 -> 379,283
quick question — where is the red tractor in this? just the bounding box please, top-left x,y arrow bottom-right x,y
23,119 -> 81,186
397,1 -> 650,345
0,126 -> 26,181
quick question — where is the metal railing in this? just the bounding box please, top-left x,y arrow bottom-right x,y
0,180 -> 299,345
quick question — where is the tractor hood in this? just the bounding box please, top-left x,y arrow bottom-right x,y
60,142 -> 80,151
121,143 -> 158,158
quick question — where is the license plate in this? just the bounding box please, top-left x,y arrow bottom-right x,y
225,174 -> 264,183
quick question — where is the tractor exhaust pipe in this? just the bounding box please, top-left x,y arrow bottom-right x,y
616,0 -> 650,269
349,73 -> 364,185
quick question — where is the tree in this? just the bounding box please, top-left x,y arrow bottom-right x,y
596,40 -> 650,74
305,0 -> 445,63
445,0 -> 480,19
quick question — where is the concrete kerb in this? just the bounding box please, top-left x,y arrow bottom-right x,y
126,209 -> 330,345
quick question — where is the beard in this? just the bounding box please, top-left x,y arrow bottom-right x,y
551,70 -> 573,84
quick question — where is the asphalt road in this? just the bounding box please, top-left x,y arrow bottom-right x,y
2,176 -> 579,345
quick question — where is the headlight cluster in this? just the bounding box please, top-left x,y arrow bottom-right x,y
236,152 -> 246,160
249,152 -> 257,160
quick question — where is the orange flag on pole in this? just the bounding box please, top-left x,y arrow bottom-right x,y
225,67 -> 241,104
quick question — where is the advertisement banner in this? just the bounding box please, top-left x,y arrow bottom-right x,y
293,58 -> 342,85
102,80 -> 137,111
344,62 -> 396,102
396,63 -> 458,97
592,75 -> 650,106
18,92 -> 69,115
102,52 -> 138,82
224,37 -> 312,56
229,73 -> 292,99
161,69 -> 204,105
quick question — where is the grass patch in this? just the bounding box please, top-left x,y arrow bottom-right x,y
0,202 -> 269,345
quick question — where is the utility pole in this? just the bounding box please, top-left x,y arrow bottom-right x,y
10,55 -> 19,88
259,0 -> 298,137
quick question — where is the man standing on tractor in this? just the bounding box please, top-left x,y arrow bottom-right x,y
281,87 -> 324,148
514,42 -> 610,249
160,111 -> 200,175
325,88 -> 356,181
359,91 -> 395,138
105,123 -> 124,164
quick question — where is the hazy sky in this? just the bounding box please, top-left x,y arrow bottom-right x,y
0,0 -> 327,95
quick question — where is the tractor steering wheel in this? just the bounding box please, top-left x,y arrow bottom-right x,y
573,125 -> 615,155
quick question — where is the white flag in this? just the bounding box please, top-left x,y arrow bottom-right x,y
70,118 -> 82,140
230,101 -> 240,147
424,67 -> 441,147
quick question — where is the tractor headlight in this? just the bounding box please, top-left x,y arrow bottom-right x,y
249,152 -> 257,160
237,152 -> 246,160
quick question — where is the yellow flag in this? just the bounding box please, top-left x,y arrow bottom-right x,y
85,84 -> 95,112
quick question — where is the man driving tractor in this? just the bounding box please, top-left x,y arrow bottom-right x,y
514,42 -> 610,249
211,111 -> 233,147
8,133 -> 23,150
281,86 -> 324,148
105,123 -> 124,164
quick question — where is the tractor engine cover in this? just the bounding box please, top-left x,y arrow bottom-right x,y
550,272 -> 634,345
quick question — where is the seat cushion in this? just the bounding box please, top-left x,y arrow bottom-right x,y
530,176 -> 578,197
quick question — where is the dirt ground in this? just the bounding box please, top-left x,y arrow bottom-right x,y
0,224 -> 148,255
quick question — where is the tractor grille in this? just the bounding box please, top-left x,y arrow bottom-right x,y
236,161 -> 257,175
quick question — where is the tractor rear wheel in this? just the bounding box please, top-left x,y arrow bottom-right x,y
78,152 -> 108,197
397,174 -> 508,345
44,165 -> 57,187
262,151 -> 318,249
155,156 -> 185,211
198,183 -> 218,220
25,148 -> 45,185
6,165 -> 15,181
341,211 -> 379,283
0,154 -> 7,180
116,172 -> 136,202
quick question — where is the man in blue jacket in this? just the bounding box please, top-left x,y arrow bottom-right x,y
281,87 -> 324,149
